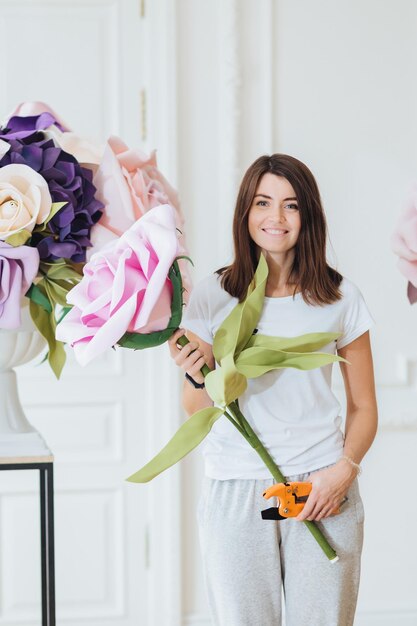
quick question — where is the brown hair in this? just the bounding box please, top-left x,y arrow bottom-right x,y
217,154 -> 343,306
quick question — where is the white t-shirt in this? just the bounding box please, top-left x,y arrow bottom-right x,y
182,272 -> 376,479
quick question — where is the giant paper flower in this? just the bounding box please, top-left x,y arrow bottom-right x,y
92,137 -> 173,243
0,242 -> 39,328
0,117 -> 103,262
0,164 -> 52,240
56,203 -> 180,365
90,136 -> 191,299
391,183 -> 417,304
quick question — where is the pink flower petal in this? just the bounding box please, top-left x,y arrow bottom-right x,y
392,183 -> 417,289
57,204 -> 181,365
73,294 -> 138,365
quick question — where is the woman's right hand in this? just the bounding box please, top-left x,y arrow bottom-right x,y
168,328 -> 207,384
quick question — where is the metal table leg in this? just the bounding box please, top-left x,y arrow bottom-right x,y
40,463 -> 56,626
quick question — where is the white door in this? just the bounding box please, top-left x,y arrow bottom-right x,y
0,1 -> 180,625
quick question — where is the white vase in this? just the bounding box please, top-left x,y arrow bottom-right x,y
0,300 -> 52,457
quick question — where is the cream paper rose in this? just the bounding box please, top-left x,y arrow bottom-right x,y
0,164 -> 52,240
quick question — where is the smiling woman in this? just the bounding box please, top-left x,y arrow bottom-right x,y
169,153 -> 378,626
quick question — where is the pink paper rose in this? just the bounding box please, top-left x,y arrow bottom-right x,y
0,242 -> 40,329
56,204 -> 180,365
93,137 -> 175,238
391,183 -> 417,304
90,137 -> 191,301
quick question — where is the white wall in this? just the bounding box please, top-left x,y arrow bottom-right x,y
176,1 -> 417,625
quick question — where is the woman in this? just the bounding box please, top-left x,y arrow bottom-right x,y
168,154 -> 378,626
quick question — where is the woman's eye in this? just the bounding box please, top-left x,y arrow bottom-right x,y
256,200 -> 268,207
285,203 -> 298,210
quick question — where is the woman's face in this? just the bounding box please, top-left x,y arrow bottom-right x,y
248,173 -> 301,258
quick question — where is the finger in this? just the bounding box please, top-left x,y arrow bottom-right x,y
175,343 -> 201,365
325,499 -> 347,518
187,356 -> 207,377
168,329 -> 186,354
173,342 -> 199,364
181,351 -> 204,372
313,496 -> 343,520
296,497 -> 318,521
315,505 -> 334,521
306,502 -> 325,521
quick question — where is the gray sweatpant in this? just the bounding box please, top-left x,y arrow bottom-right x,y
196,470 -> 364,626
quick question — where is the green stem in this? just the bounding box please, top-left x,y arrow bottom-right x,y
223,408 -> 247,437
176,333 -> 338,562
227,402 -> 337,562
228,401 -> 286,483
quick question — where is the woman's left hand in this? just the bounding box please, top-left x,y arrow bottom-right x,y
295,460 -> 357,522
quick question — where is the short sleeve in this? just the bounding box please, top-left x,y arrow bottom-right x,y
181,277 -> 213,344
336,281 -> 376,350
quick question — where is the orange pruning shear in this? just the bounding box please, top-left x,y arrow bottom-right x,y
261,482 -> 347,520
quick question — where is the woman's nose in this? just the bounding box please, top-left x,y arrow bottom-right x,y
269,206 -> 286,221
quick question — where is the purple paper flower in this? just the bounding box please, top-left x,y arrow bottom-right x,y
0,115 -> 103,262
0,242 -> 39,329
0,112 -> 65,141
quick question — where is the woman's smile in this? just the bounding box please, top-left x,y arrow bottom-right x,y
261,228 -> 289,236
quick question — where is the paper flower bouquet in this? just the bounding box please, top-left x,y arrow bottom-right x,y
0,102 -> 188,376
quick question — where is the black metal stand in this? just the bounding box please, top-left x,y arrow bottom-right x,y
0,460 -> 56,625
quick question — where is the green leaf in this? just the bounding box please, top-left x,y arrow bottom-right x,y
168,259 -> 184,328
5,229 -> 32,246
202,254 -> 268,406
29,287 -> 66,379
40,259 -> 66,270
213,253 -> 268,364
205,364 -> 247,406
247,331 -> 343,353
26,283 -> 53,313
126,406 -> 224,483
235,346 -> 348,379
46,263 -> 82,283
44,278 -> 69,307
38,202 -> 67,230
